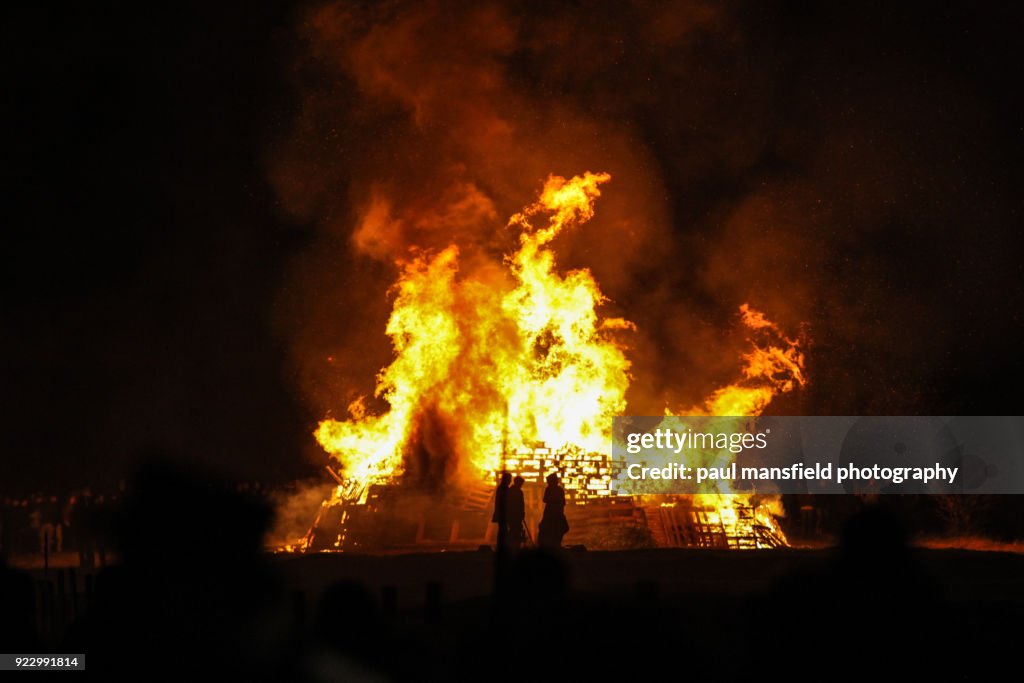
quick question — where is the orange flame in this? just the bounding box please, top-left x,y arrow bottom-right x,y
695,304 -> 805,416
315,171 -> 806,543
316,172 -> 632,499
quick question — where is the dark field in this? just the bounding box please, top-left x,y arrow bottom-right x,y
275,544 -> 1024,607
9,539 -> 1023,681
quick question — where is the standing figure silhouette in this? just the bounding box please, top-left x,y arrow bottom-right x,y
492,472 -> 512,549
507,476 -> 526,548
538,473 -> 569,550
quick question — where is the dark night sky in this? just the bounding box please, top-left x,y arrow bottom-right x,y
2,1 -> 1022,493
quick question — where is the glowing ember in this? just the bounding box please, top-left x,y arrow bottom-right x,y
310,171 -> 805,548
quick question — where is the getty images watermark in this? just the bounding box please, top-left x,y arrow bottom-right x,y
611,416 -> 1022,495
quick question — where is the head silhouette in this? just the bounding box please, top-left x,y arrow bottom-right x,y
499,472 -> 512,486
513,476 -> 525,489
546,473 -> 559,486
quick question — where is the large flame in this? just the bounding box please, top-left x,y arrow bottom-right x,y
315,171 -> 805,539
315,172 -> 632,497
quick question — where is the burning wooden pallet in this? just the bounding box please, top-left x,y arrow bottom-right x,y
302,483 -> 786,552
494,443 -> 623,503
300,444 -> 785,551
644,500 -> 786,549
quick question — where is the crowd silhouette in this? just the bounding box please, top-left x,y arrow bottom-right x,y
0,460 -> 1019,680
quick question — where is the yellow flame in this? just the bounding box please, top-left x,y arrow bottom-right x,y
316,172 -> 631,493
683,303 -> 805,544
316,171 -> 806,548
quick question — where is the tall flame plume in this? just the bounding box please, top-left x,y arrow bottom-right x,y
315,172 -> 805,525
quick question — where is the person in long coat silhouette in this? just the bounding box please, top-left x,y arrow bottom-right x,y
537,473 -> 569,549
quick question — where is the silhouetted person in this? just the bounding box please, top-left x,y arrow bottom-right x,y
29,496 -> 42,552
39,494 -> 61,554
11,499 -> 30,555
72,490 -> 95,569
93,493 -> 111,566
72,458 -> 288,681
507,476 -> 526,548
748,505 -> 943,679
538,473 -> 568,549
796,493 -> 823,539
492,472 -> 511,549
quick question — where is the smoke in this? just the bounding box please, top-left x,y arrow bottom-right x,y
269,1 -> 715,426
269,0 -> 1020,452
265,479 -> 335,547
